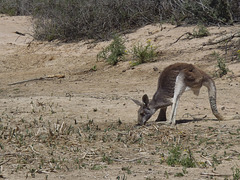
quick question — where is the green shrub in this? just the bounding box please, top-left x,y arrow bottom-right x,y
212,52 -> 229,77
237,50 -> 240,61
167,145 -> 196,168
102,154 -> 113,164
192,24 -> 210,38
130,40 -> 157,66
97,35 -> 126,65
167,145 -> 182,167
232,167 -> 240,180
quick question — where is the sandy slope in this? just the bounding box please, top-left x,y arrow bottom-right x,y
0,15 -> 240,180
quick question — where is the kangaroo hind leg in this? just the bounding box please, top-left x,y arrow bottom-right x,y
169,72 -> 186,125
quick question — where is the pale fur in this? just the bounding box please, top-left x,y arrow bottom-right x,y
132,63 -> 224,125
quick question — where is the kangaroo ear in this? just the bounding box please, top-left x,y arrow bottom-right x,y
142,94 -> 149,106
132,99 -> 143,106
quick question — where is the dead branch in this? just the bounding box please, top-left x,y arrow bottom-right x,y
203,32 -> 240,46
8,74 -> 65,86
113,156 -> 146,162
171,32 -> 193,45
200,155 -> 212,166
0,159 -> 10,166
201,172 -> 231,177
29,145 -> 40,155
14,31 -> 33,37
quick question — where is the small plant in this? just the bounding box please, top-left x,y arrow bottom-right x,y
102,154 -> 113,164
174,172 -> 184,177
91,164 -> 103,170
130,40 -> 157,66
212,52 -> 229,77
237,50 -> 240,61
212,154 -> 222,167
232,167 -> 240,180
167,145 -> 181,167
192,24 -> 210,38
180,149 -> 196,168
91,65 -> 97,71
164,171 -> 169,179
97,35 -> 126,65
167,145 -> 196,168
122,166 -> 132,174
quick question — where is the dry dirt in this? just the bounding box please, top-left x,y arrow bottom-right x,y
0,15 -> 240,180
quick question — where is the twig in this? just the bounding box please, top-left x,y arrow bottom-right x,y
14,31 -> 33,37
0,159 -> 10,166
201,172 -> 231,177
8,74 -> 65,86
182,113 -> 207,120
171,32 -> 193,45
29,145 -> 40,155
36,170 -> 50,174
200,155 -> 212,166
203,32 -> 240,46
0,153 -> 23,157
152,125 -> 159,131
59,122 -> 65,134
80,152 -> 88,160
113,156 -> 146,162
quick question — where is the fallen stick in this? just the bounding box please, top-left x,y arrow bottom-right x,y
0,159 -> 10,166
200,155 -> 212,166
203,32 -> 240,46
14,31 -> 33,37
170,32 -> 193,45
201,172 -> 231,177
113,156 -> 146,162
29,145 -> 40,155
8,74 -> 65,86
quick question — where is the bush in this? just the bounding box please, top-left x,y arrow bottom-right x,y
167,145 -> 196,168
32,0 -> 162,41
97,35 -> 126,65
212,52 -> 229,77
1,0 -> 240,41
130,40 -> 157,66
0,0 -> 37,15
192,24 -> 210,38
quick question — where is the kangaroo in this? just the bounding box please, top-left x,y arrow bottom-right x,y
132,63 -> 224,125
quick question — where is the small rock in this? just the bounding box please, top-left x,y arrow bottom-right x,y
153,67 -> 158,71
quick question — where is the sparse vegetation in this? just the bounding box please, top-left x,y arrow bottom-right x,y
122,166 -> 132,175
212,52 -> 229,77
1,97 -> 240,179
0,0 -> 240,41
167,145 -> 196,168
1,3 -> 240,179
232,167 -> 240,180
237,50 -> 240,61
97,35 -> 126,65
130,40 -> 158,66
192,24 -> 210,38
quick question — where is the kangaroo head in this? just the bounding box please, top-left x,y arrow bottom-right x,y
132,94 -> 153,125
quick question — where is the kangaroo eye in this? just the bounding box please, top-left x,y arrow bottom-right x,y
140,112 -> 145,116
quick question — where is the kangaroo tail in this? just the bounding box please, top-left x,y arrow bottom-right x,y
204,77 -> 224,121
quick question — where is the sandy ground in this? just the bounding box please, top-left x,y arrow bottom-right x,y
0,14 -> 240,180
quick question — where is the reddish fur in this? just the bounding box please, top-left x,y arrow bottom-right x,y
133,63 -> 224,125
